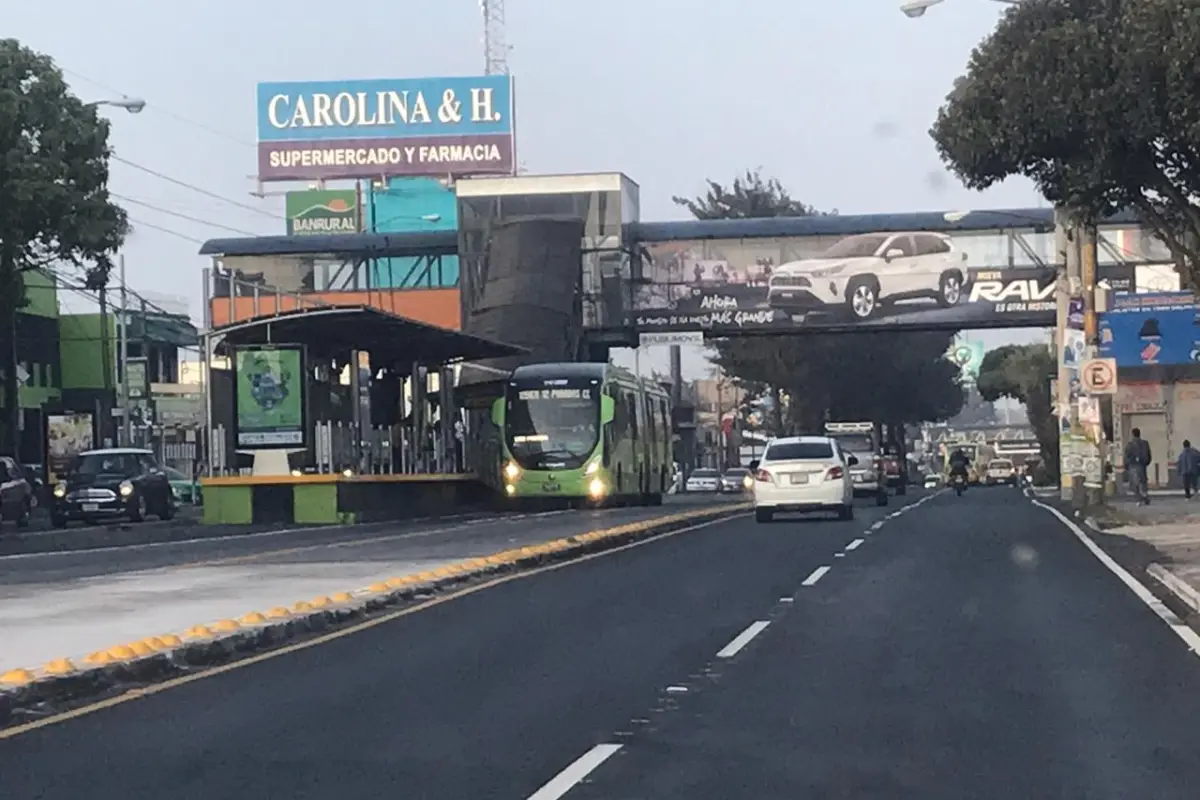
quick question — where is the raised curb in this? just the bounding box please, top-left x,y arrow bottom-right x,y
1147,563 -> 1200,616
0,502 -> 749,729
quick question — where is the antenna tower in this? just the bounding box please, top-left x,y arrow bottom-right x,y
480,0 -> 510,75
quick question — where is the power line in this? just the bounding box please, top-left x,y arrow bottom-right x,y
112,194 -> 259,237
127,216 -> 207,245
110,155 -> 278,220
60,66 -> 256,149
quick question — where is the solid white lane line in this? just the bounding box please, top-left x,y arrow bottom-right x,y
845,538 -> 864,551
527,744 -> 623,800
1032,499 -> 1200,654
716,620 -> 771,658
802,566 -> 831,586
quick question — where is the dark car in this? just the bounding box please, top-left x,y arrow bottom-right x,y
0,456 -> 34,528
50,448 -> 176,528
718,468 -> 753,493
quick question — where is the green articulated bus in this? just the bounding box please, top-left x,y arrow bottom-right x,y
490,362 -> 673,505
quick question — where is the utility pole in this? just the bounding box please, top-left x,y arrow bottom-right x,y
118,253 -> 130,447
481,0 -> 510,75
1082,224 -> 1107,504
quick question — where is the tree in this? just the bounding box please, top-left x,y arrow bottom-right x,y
678,170 -> 964,437
673,170 -> 827,220
930,0 -> 1200,288
976,343 -> 1057,475
0,39 -> 128,454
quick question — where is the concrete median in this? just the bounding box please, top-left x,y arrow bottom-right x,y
0,502 -> 749,730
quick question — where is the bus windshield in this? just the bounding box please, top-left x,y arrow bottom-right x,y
505,386 -> 600,469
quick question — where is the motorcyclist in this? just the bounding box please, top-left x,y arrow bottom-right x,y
948,448 -> 971,482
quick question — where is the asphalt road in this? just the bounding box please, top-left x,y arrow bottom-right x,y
6,487 -> 1200,798
0,493 -> 739,587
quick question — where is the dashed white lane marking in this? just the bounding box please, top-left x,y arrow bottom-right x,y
869,521 -> 885,532
845,538 -> 864,551
1032,498 -> 1200,654
834,552 -> 846,558
527,744 -> 623,800
802,565 -> 831,586
716,620 -> 771,658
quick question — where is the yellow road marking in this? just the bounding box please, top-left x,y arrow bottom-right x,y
0,509 -> 748,740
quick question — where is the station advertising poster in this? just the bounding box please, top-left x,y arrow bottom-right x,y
256,76 -> 515,181
286,189 -> 360,235
1099,291 -> 1200,367
633,230 -> 1136,334
234,345 -> 306,449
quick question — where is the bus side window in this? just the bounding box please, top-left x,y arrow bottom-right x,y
625,392 -> 639,440
659,399 -> 670,452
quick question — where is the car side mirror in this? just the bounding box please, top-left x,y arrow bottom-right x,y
847,455 -> 859,466
748,459 -> 760,471
884,248 -> 904,262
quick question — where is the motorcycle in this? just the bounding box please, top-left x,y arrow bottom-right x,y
950,472 -> 968,496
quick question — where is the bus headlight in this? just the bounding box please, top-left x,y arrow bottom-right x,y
53,482 -> 67,499
505,483 -> 517,496
504,461 -> 521,480
119,480 -> 134,497
585,460 -> 599,475
588,478 -> 607,499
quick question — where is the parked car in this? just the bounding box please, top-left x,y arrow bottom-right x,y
751,436 -> 857,522
767,231 -> 968,320
50,448 -> 176,528
164,467 -> 202,505
0,456 -> 34,528
984,458 -> 1017,486
685,468 -> 721,493
718,467 -> 753,494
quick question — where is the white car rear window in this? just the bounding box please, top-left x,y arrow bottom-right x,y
764,442 -> 833,461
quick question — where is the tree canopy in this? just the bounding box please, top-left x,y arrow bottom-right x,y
0,38 -> 128,453
930,0 -> 1200,287
976,343 -> 1057,474
679,170 -> 964,437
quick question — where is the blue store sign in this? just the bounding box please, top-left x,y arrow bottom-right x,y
1098,292 -> 1200,367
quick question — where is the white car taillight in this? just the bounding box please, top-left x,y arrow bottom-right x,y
826,465 -> 844,481
755,469 -> 773,484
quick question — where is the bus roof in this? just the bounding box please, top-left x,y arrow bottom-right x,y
508,362 -> 670,398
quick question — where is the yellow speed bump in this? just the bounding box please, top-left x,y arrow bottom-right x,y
0,668 -> 34,687
106,645 -> 137,661
159,634 -> 183,648
42,658 -> 76,676
432,567 -> 453,578
292,601 -> 314,613
183,625 -> 214,640
142,637 -> 168,652
83,650 -> 113,666
415,571 -> 438,582
331,592 -> 354,604
265,607 -> 291,619
211,619 -> 241,633
367,582 -> 390,593
385,577 -> 409,589
310,596 -> 332,609
126,641 -> 154,657
239,612 -> 268,626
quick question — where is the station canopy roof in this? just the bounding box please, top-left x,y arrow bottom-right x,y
214,306 -> 525,368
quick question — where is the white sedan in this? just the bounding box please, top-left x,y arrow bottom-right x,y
751,436 -> 856,522
685,468 -> 721,493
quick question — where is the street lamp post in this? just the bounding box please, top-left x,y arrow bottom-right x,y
86,97 -> 146,114
901,0 -> 1021,17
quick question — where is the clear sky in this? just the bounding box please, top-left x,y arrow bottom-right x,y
10,0 -> 1047,374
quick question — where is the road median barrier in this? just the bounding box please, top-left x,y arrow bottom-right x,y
0,501 -> 749,730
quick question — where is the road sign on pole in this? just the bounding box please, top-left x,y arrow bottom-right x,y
1081,358 -> 1118,395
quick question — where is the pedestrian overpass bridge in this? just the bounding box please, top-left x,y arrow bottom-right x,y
200,190 -> 1167,340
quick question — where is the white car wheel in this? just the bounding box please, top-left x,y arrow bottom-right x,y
938,272 -> 963,307
849,281 -> 878,319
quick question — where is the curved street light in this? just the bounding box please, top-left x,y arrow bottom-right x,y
902,0 -> 1021,17
86,96 -> 146,114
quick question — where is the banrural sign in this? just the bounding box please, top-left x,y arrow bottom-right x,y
255,75 -> 516,181
285,189 -> 359,236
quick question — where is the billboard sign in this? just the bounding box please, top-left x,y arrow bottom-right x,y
631,231 -> 1136,334
286,189 -> 360,236
1098,292 -> 1200,367
234,345 -> 306,449
256,76 -> 515,181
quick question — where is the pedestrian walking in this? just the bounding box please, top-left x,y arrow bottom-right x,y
1124,427 -> 1152,505
1178,439 -> 1200,499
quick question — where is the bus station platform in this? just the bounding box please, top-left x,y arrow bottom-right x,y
201,472 -> 491,526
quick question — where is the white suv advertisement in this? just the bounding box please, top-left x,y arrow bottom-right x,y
766,232 -> 969,321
